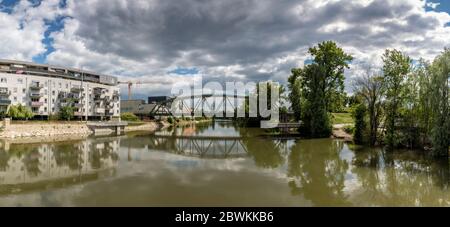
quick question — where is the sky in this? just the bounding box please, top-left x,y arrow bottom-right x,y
1,0 -> 450,99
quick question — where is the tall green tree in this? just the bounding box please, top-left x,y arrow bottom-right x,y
353,68 -> 385,146
382,49 -> 411,149
293,41 -> 353,137
288,68 -> 302,121
429,49 -> 450,157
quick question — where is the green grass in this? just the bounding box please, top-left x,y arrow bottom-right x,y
332,113 -> 354,125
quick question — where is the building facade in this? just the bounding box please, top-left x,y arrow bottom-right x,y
0,60 -> 121,120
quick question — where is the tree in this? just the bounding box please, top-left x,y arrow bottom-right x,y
7,104 -> 34,120
429,49 -> 450,157
293,41 -> 353,137
382,49 -> 411,149
288,68 -> 302,121
59,105 -> 74,121
353,67 -> 385,146
352,104 -> 367,145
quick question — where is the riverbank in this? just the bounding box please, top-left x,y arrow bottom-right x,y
0,120 -> 170,139
332,124 -> 354,142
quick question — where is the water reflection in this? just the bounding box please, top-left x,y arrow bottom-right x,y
0,122 -> 449,206
0,139 -> 119,195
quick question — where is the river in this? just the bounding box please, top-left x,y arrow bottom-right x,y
0,121 -> 449,207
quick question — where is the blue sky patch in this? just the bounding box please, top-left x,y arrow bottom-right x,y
0,0 -> 18,13
168,67 -> 199,75
33,15 -> 68,63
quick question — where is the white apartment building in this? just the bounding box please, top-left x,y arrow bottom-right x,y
0,60 -> 121,120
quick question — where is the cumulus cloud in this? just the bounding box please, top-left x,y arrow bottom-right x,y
2,0 -> 450,97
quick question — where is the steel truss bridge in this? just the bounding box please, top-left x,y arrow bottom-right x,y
150,94 -> 249,118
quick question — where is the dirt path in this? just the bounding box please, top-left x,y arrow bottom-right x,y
332,124 -> 353,142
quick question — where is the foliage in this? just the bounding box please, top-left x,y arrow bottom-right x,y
59,105 -> 75,121
352,104 -> 367,145
167,117 -> 174,124
353,68 -> 385,146
429,49 -> 450,157
292,41 -> 353,137
382,49 -> 411,149
332,113 -> 354,125
121,112 -> 140,122
7,104 -> 34,120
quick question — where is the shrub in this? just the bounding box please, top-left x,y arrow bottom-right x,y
167,117 -> 174,124
121,112 -> 140,122
7,104 -> 34,120
352,104 -> 367,145
59,106 -> 75,121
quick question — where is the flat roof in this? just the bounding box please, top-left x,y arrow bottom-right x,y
0,59 -> 118,82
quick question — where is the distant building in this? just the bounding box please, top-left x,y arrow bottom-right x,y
0,59 -> 121,120
121,100 -> 145,114
148,96 -> 171,104
121,99 -> 158,120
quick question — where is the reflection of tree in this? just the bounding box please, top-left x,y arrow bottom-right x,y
22,147 -> 41,177
0,150 -> 9,171
89,142 -> 119,169
52,143 -> 83,171
350,146 -> 450,206
245,138 -> 284,169
287,139 -> 350,206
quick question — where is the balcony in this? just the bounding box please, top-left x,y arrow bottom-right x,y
0,99 -> 11,106
71,86 -> 84,93
30,83 -> 44,90
30,93 -> 43,98
95,108 -> 105,115
0,88 -> 10,96
31,102 -> 44,107
74,103 -> 84,108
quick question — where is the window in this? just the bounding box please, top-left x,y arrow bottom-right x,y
13,97 -> 17,101
59,83 -> 62,88
18,79 -> 23,84
44,107 -> 47,112
52,91 -> 56,96
45,99 -> 48,103
13,88 -> 17,93
22,88 -> 26,93
0,78 -> 6,83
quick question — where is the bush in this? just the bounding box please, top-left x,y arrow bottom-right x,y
48,114 -> 60,121
344,126 -> 354,134
59,106 -> 75,121
352,104 -> 367,145
7,104 -> 34,120
121,112 -> 140,122
167,117 -> 174,124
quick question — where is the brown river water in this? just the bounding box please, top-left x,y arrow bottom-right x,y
0,121 -> 449,207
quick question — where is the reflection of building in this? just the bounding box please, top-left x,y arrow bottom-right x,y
0,60 -> 120,119
0,139 -> 119,186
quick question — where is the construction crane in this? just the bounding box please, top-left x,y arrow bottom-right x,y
119,81 -> 155,100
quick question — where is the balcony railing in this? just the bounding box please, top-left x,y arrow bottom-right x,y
0,99 -> 11,106
0,88 -> 9,96
31,102 -> 44,107
30,83 -> 44,90
71,86 -> 84,93
30,93 -> 43,98
95,108 -> 105,114
74,103 -> 84,108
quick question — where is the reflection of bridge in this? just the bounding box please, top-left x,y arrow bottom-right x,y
147,135 -> 249,159
150,94 -> 248,118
